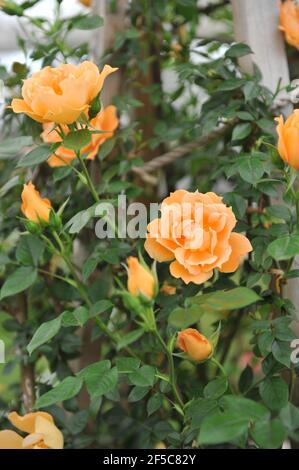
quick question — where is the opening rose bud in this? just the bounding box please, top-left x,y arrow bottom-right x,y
0,411 -> 63,449
21,181 -> 52,224
10,61 -> 118,125
279,0 -> 299,50
177,328 -> 212,362
276,110 -> 299,170
127,256 -> 156,300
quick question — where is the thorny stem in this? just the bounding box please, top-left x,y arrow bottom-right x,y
76,151 -> 100,203
43,230 -> 138,359
152,326 -> 184,414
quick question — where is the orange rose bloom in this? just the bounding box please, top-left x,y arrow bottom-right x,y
79,0 -> 92,6
276,110 -> 299,170
41,106 -> 119,167
177,328 -> 212,362
21,181 -> 52,223
0,411 -> 63,449
144,190 -> 252,285
11,61 -> 118,124
127,256 -> 156,299
279,0 -> 299,49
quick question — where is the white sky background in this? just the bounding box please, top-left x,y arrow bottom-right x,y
0,0 -> 88,68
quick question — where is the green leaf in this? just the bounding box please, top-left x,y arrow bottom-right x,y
116,357 -> 141,374
62,307 -> 89,327
35,376 -> 83,408
259,377 -> 289,411
217,79 -> 245,92
98,138 -> 116,161
78,361 -> 118,400
267,205 -> 292,221
18,144 -> 53,168
65,205 -> 96,234
198,412 -> 249,445
257,118 -> 275,134
251,419 -> 286,449
204,377 -> 228,400
223,193 -> 247,219
273,316 -> 295,341
258,330 -> 274,356
82,257 -> 98,281
90,299 -> 113,317
147,393 -> 163,416
27,317 -> 62,355
73,15 -> 104,30
87,367 -> 118,400
78,360 -> 110,380
238,156 -> 264,184
117,328 -> 144,350
129,365 -> 156,387
267,234 -> 299,261
225,43 -> 252,58
239,366 -> 253,393
220,395 -> 270,421
169,288 -> 260,328
272,340 -> 291,368
232,123 -> 252,141
186,398 -> 218,430
63,129 -> 91,152
242,81 -> 260,102
128,386 -> 150,402
16,235 -> 44,266
280,403 -> 299,431
0,136 -> 33,160
0,266 -> 37,300
67,410 -> 89,435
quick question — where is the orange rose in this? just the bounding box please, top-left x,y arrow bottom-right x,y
41,106 -> 119,167
177,328 -> 212,362
21,181 -> 52,223
11,61 -> 118,124
0,411 -> 63,449
279,0 -> 299,49
79,0 -> 92,6
276,110 -> 299,170
144,190 -> 252,285
127,256 -> 156,299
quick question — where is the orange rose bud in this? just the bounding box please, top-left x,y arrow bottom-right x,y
279,0 -> 299,49
127,256 -> 155,299
42,106 -> 119,167
11,61 -> 118,124
21,181 -> 52,224
276,111 -> 299,170
177,328 -> 212,362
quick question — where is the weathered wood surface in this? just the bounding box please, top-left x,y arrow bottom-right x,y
232,0 -> 291,109
232,0 -> 299,329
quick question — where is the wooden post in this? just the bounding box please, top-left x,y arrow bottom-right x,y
231,0 -> 299,332
92,0 -> 128,105
231,0 -> 291,108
